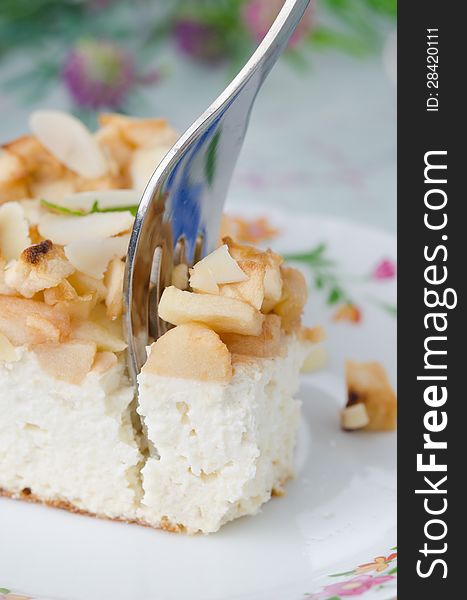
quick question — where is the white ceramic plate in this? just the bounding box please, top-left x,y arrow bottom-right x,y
0,208 -> 397,600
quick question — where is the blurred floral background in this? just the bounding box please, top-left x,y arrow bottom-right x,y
0,0 -> 396,230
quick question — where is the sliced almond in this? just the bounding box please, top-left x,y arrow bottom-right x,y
104,257 -> 125,320
273,266 -> 308,332
0,296 -> 70,346
219,259 -> 265,310
0,150 -> 29,202
5,240 -> 75,298
29,110 -> 108,179
189,265 -> 219,294
68,271 -> 107,301
0,331 -> 18,362
38,212 -> 133,245
193,244 -> 247,285
99,114 -> 178,148
221,314 -> 283,359
158,286 -> 264,336
0,201 -> 31,260
131,145 -> 172,190
142,323 -> 232,382
341,403 -> 370,431
224,237 -> 283,311
34,340 -> 97,384
171,263 -> 189,290
71,320 -> 127,353
64,235 -> 129,279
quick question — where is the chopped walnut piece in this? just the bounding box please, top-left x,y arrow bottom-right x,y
0,296 -> 70,346
344,360 -> 397,432
142,323 -> 232,382
159,286 -> 264,336
221,314 -> 283,359
34,340 -> 97,384
104,257 -> 125,320
273,266 -> 308,333
4,240 -> 75,298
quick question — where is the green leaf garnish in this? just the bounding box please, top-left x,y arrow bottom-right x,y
41,199 -> 139,217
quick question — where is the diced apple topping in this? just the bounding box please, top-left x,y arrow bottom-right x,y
34,340 -> 97,384
92,351 -> 118,373
43,281 -> 95,321
104,257 -> 125,320
0,332 -> 18,362
5,240 -> 75,298
38,212 -> 134,246
273,266 -> 308,333
341,403 -> 370,431
158,286 -> 264,336
221,314 -> 283,359
142,323 -> 232,382
345,360 -> 397,432
193,244 -> 247,285
0,296 -> 70,346
189,264 -> 219,294
300,325 -> 326,344
223,237 -> 283,312
71,320 -> 127,352
68,271 -> 107,302
219,259 -> 265,309
29,110 -> 108,179
98,113 -> 178,148
0,201 -> 31,260
64,234 -> 129,279
171,263 -> 189,290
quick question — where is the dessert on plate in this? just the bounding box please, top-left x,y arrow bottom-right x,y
0,111 -> 322,533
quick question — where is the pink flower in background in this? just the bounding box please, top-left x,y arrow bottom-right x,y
308,574 -> 395,598
372,259 -> 396,280
173,19 -> 227,64
242,0 -> 314,47
62,40 -> 155,109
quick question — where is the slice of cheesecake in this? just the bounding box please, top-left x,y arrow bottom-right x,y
0,111 -> 322,533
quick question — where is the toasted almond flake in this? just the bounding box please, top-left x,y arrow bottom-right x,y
34,340 -> 97,384
189,265 -> 219,294
159,286 -> 264,336
142,323 -> 232,382
38,212 -> 134,245
193,245 -> 247,285
0,332 -> 18,362
64,235 -> 129,279
58,189 -> 140,213
301,345 -> 327,373
92,351 -> 118,373
130,145 -> 172,190
5,241 -> 75,298
71,320 -> 127,352
171,263 -> 189,290
0,295 -> 70,346
26,314 -> 61,343
29,110 -> 108,179
104,257 -> 125,320
0,201 -> 31,260
341,403 -> 370,431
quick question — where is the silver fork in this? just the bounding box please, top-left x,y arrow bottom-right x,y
124,0 -> 311,384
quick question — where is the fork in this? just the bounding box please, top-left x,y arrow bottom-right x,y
124,0 -> 311,384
